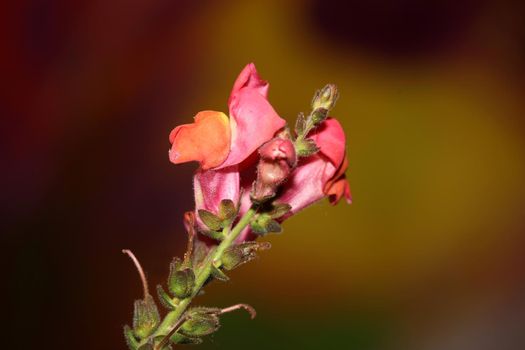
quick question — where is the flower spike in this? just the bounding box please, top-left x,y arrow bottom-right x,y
124,64 -> 351,349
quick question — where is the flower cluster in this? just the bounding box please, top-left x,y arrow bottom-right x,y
123,64 -> 351,350
170,63 -> 350,242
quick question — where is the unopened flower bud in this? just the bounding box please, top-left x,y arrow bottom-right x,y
251,137 -> 296,203
168,258 -> 195,299
180,308 -> 221,337
132,295 -> 160,339
311,107 -> 328,124
222,242 -> 271,270
312,84 -> 339,112
258,137 -> 297,165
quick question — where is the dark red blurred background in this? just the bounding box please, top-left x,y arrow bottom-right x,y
3,0 -> 525,349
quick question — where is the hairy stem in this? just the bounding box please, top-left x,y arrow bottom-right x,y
150,206 -> 258,349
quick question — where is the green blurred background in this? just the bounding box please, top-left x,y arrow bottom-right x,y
3,0 -> 525,349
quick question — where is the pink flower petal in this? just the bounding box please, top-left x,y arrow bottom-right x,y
193,166 -> 240,230
310,117 -> 346,169
279,155 -> 337,215
228,63 -> 269,104
216,63 -> 286,169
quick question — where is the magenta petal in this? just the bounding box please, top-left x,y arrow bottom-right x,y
193,166 -> 240,229
228,63 -> 269,103
217,64 -> 286,169
279,155 -> 337,215
310,118 -> 346,168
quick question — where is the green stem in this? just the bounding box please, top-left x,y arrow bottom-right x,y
150,207 -> 258,349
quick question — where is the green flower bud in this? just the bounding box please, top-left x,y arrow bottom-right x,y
168,259 -> 195,298
222,242 -> 271,270
311,107 -> 328,124
311,84 -> 338,111
250,213 -> 282,235
180,309 -> 220,337
132,295 -> 160,339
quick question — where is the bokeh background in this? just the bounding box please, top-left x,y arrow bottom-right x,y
3,0 -> 525,349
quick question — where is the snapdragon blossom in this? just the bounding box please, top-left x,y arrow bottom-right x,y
123,63 -> 352,349
169,63 -> 351,241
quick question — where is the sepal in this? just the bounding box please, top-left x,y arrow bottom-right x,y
295,138 -> 319,157
156,285 -> 177,310
137,343 -> 153,350
250,213 -> 282,235
311,107 -> 328,125
222,241 -> 271,270
218,199 -> 237,223
168,258 -> 195,299
295,112 -> 306,136
210,265 -> 229,281
266,202 -> 292,219
179,308 -> 221,337
124,325 -> 139,350
170,333 -> 203,345
199,230 -> 225,241
133,295 -> 160,339
197,209 -> 222,231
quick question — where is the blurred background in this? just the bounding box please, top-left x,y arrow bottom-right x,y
3,0 -> 525,349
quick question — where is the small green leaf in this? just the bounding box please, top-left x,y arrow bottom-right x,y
218,199 -> 236,221
124,325 -> 139,350
210,265 -> 229,281
198,209 -> 222,231
156,285 -> 177,310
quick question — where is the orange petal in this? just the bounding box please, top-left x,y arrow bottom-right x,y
326,175 -> 352,205
323,155 -> 352,204
169,111 -> 231,169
